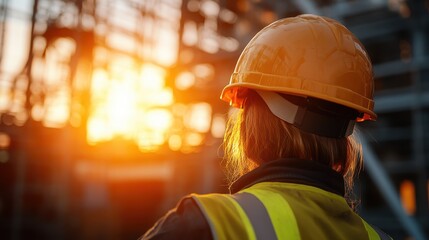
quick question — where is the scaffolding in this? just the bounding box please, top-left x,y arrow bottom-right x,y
0,0 -> 428,239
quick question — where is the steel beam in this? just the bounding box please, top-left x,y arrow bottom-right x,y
359,133 -> 426,240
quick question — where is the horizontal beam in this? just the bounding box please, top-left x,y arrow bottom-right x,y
374,90 -> 429,113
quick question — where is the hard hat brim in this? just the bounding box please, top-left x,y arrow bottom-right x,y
220,74 -> 377,122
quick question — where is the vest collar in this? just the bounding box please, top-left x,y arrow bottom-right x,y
230,158 -> 345,196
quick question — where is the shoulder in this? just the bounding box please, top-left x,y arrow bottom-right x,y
140,195 -> 212,240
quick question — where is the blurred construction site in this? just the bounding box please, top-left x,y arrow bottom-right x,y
0,0 -> 428,239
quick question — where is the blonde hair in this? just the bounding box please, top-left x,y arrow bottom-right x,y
223,91 -> 363,199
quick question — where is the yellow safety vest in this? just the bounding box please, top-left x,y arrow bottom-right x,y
192,182 -> 389,240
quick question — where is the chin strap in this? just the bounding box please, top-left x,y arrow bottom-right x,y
256,90 -> 359,138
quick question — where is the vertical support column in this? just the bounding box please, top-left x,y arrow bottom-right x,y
411,14 -> 428,223
360,133 -> 426,240
11,129 -> 26,240
0,0 -> 9,65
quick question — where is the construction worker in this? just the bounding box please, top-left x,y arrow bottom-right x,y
141,14 -> 391,240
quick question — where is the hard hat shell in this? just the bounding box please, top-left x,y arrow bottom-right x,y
221,14 -> 376,121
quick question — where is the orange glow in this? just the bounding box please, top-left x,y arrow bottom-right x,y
140,64 -> 166,90
211,114 -> 225,138
185,103 -> 212,133
135,109 -> 173,151
168,135 -> 182,151
183,21 -> 198,46
87,117 -> 111,144
193,64 -> 214,80
0,0 -> 225,154
154,27 -> 179,66
106,81 -> 137,136
43,89 -> 71,128
91,68 -> 109,94
13,111 -> 28,126
0,132 -> 11,148
0,88 -> 10,111
137,131 -> 165,151
400,180 -> 416,215
143,109 -> 173,132
87,66 -> 215,151
31,104 -> 44,121
87,62 -> 175,151
140,89 -> 173,106
186,132 -> 204,146
175,71 -> 195,90
1,20 -> 30,78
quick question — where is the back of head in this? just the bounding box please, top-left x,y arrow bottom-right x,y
223,91 -> 362,192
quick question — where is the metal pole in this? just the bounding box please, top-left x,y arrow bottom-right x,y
359,133 -> 426,240
0,0 -> 9,65
11,136 -> 26,240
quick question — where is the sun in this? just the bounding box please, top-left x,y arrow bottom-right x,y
87,63 -> 174,149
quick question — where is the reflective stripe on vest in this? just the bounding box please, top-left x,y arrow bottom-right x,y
192,194 -> 256,240
192,182 -> 389,240
237,188 -> 301,239
232,192 -> 278,239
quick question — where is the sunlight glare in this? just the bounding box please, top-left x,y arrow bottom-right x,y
134,109 -> 173,150
140,88 -> 173,106
140,64 -> 166,91
168,135 -> 182,151
87,117 -> 111,144
175,71 -> 195,90
88,62 -> 175,150
211,114 -> 225,138
183,21 -> 198,46
1,20 -> 30,77
31,104 -> 44,121
137,132 -> 165,151
0,89 -> 10,111
92,68 -> 110,94
144,109 -> 172,132
185,103 -> 212,133
106,81 -> 137,135
154,27 -> 179,66
186,132 -> 204,146
43,89 -> 70,128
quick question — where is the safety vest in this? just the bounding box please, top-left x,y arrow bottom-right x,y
192,182 -> 390,240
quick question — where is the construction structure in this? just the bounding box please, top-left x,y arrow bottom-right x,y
0,0 -> 427,239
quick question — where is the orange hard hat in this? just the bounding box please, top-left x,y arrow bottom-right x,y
221,14 -> 376,124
